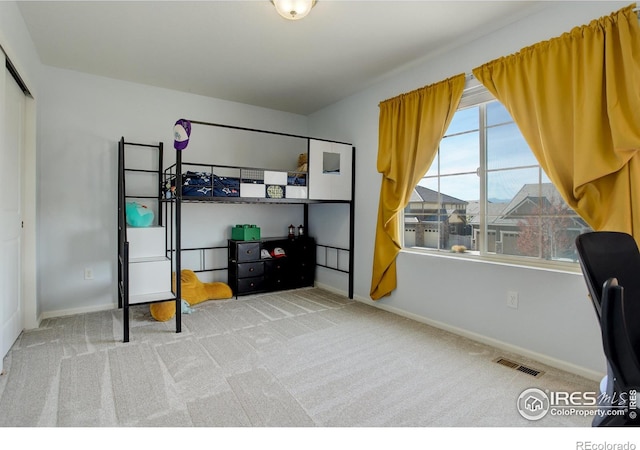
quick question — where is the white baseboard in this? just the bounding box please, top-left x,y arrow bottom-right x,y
37,302 -> 117,324
314,281 -> 349,297
315,282 -> 604,383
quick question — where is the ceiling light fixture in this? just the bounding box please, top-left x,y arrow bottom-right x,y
271,0 -> 317,21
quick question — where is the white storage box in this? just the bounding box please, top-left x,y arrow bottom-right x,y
129,257 -> 172,298
127,226 -> 165,259
264,170 -> 288,185
240,183 -> 266,198
286,186 -> 308,199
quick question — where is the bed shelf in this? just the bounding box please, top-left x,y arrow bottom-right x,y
162,196 -> 351,205
129,291 -> 176,306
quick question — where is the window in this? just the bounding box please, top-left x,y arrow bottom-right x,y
403,81 -> 591,265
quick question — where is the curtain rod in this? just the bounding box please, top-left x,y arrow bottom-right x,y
465,6 -> 640,80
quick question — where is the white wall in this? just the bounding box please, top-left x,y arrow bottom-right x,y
37,66 -> 309,318
0,3 -> 40,93
308,1 -> 630,379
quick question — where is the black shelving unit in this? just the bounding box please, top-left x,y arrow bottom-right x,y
117,137 -> 181,343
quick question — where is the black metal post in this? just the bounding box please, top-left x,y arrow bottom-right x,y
118,137 -> 124,309
175,149 -> 182,334
158,142 -> 164,227
348,146 -> 356,299
123,241 -> 130,343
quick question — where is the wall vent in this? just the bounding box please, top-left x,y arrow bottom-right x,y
494,357 -> 544,377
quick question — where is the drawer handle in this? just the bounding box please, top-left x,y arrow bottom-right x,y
250,282 -> 255,287
249,267 -> 254,272
246,249 -> 253,255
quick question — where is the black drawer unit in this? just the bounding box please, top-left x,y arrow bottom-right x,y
237,276 -> 265,293
265,258 -> 291,290
228,237 -> 316,297
233,242 -> 260,262
237,261 -> 264,278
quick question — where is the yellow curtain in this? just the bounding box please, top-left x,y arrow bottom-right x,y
472,4 -> 640,246
370,74 -> 465,300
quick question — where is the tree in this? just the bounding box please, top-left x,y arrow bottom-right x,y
516,201 -> 575,260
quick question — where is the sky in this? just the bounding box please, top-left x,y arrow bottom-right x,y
419,101 -> 549,203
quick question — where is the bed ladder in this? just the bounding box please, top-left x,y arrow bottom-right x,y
118,137 -> 181,342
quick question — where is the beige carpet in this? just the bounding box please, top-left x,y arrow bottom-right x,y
0,287 -> 598,427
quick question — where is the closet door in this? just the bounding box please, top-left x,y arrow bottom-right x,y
1,66 -> 25,358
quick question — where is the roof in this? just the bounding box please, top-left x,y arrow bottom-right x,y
466,200 -> 509,225
466,183 -> 589,228
412,185 -> 468,205
501,183 -> 566,217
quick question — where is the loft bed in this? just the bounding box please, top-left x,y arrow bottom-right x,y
163,120 -> 356,290
118,120 -> 355,342
162,120 -> 354,205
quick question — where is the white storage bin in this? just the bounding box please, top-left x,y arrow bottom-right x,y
127,226 -> 165,259
286,186 -> 308,199
129,257 -> 171,298
264,170 -> 288,185
240,183 -> 266,198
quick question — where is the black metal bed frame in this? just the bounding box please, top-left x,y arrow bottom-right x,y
118,121 -> 355,342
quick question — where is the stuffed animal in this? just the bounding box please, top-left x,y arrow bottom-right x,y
125,201 -> 154,227
297,152 -> 308,172
150,269 -> 233,321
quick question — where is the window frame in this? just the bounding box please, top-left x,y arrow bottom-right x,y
400,77 -> 586,273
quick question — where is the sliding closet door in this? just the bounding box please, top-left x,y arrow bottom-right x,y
1,66 -> 26,358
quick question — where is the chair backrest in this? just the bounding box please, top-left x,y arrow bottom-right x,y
600,278 -> 640,403
575,231 -> 640,319
577,232 -> 640,426
600,279 -> 638,386
621,284 -> 640,391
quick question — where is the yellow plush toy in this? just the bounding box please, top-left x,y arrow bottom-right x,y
150,269 -> 233,322
297,152 -> 308,172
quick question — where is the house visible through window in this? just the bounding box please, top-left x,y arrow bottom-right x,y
403,81 -> 591,265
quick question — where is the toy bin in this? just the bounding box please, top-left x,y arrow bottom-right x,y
231,224 -> 261,241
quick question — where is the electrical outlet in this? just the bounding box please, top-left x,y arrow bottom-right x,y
507,291 -> 519,309
84,268 -> 94,280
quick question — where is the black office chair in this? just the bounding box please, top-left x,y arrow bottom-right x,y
575,231 -> 640,426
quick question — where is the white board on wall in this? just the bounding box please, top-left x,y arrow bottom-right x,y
308,139 -> 352,201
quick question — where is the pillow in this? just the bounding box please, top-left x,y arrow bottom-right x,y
125,202 -> 154,227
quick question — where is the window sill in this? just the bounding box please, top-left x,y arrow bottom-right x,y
400,247 -> 583,275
